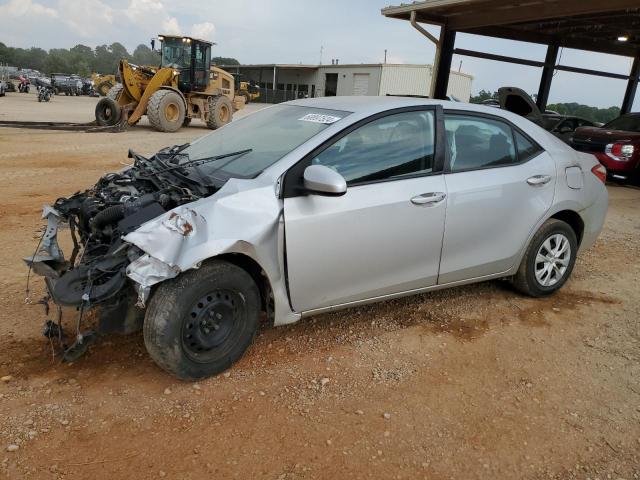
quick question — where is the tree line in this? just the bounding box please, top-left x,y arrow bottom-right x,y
0,42 -> 240,77
470,89 -> 620,124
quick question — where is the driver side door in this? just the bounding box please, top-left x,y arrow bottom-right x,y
282,107 -> 447,313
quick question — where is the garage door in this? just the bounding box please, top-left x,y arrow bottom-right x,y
352,74 -> 370,95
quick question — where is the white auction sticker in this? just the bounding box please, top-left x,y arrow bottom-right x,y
299,113 -> 342,124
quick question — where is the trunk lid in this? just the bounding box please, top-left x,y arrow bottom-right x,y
498,86 -> 544,127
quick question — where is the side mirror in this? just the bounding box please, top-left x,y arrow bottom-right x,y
150,39 -> 156,51
303,165 -> 347,196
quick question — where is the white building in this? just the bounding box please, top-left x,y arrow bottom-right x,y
223,63 -> 474,102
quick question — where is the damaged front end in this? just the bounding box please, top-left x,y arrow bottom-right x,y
25,146 -> 214,360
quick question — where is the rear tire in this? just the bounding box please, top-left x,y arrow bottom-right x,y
206,95 -> 233,130
143,261 -> 260,380
96,80 -> 113,96
182,117 -> 192,127
94,97 -> 121,126
106,83 -> 124,101
147,89 -> 186,132
512,219 -> 577,297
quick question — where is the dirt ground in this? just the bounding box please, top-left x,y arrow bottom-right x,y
0,92 -> 639,480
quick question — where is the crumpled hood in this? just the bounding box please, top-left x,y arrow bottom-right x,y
124,177 -> 282,272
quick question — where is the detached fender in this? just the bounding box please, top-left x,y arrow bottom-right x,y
124,179 -> 300,326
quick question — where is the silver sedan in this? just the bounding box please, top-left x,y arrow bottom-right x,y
30,96 -> 608,379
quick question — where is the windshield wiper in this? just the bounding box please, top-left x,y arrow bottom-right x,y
152,149 -> 253,175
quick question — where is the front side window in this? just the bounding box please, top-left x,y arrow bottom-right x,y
445,114 -> 516,171
312,110 -> 435,185
161,38 -> 190,69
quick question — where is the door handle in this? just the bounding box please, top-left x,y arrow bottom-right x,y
527,175 -> 552,186
410,192 -> 446,206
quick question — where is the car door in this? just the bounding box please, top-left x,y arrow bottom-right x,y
438,112 -> 556,284
282,107 -> 447,312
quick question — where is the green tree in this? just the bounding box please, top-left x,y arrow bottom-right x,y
132,44 -> 160,66
213,57 -> 240,66
470,89 -> 498,104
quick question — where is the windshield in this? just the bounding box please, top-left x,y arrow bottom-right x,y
161,38 -> 190,69
182,105 -> 350,179
603,114 -> 640,132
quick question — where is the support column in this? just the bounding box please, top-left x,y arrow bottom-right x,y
621,56 -> 640,114
432,29 -> 456,100
537,44 -> 559,111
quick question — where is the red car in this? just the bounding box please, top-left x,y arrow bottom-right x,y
572,113 -> 640,184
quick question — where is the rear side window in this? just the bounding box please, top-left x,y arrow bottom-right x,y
514,130 -> 543,162
445,114 -> 516,171
312,110 -> 435,185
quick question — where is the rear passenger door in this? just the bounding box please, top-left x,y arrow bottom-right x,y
438,112 -> 556,284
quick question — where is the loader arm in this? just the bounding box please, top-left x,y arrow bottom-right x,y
127,67 -> 175,126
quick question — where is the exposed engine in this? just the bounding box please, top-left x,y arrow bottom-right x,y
25,146 -> 216,357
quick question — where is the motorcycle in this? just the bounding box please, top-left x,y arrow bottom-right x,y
37,86 -> 52,102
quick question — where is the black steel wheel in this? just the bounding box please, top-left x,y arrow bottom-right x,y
181,289 -> 245,363
144,260 -> 260,380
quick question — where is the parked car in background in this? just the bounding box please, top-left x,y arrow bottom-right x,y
27,97 -> 608,379
487,88 -> 600,144
572,113 -> 640,183
543,114 -> 601,144
51,73 -> 82,96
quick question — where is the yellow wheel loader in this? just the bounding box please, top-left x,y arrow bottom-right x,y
92,73 -> 117,96
238,81 -> 260,103
94,35 -> 244,132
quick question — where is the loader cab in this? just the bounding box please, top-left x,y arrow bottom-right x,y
158,35 -> 212,93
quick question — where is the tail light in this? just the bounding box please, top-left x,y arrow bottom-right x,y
605,142 -> 634,161
591,164 -> 607,184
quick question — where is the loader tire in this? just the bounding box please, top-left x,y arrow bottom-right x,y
147,90 -> 185,133
96,80 -> 113,96
206,95 -> 233,130
106,83 -> 124,101
95,97 -> 121,126
182,117 -> 192,127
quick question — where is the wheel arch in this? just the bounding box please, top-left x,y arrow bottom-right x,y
204,253 -> 275,325
549,209 -> 585,247
510,202 -> 587,276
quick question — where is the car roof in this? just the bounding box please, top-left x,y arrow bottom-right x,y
286,95 -> 510,117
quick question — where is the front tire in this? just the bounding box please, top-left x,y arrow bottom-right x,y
147,89 -> 186,132
512,219 -> 577,297
143,260 -> 261,380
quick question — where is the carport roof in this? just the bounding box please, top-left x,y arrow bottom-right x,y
382,0 -> 640,57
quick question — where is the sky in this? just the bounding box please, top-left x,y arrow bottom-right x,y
1,0 -> 637,109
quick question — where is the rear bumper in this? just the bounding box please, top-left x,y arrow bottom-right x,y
579,186 -> 608,252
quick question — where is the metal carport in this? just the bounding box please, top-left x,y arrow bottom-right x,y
382,0 -> 640,113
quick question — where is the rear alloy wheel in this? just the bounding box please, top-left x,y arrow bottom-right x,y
143,260 -> 260,380
512,219 -> 577,297
206,95 -> 233,130
94,97 -> 121,126
147,89 -> 186,132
